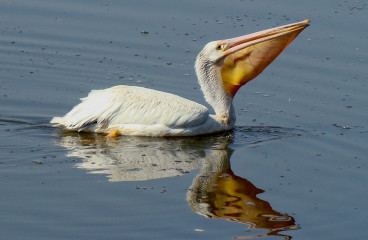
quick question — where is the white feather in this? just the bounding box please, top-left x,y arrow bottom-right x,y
51,85 -> 232,136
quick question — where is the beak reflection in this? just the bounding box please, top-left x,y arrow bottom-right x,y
187,148 -> 298,239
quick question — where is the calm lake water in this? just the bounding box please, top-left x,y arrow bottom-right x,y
1,0 -> 367,239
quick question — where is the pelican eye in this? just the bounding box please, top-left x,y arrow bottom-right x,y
216,44 -> 225,51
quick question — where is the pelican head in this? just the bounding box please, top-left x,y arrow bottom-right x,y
195,20 -> 310,124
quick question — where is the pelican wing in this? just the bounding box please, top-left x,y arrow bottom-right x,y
51,85 -> 209,131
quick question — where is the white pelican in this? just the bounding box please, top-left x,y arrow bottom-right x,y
51,20 -> 310,137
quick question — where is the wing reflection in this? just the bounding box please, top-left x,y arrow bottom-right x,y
54,131 -> 231,181
187,147 -> 298,239
54,130 -> 298,239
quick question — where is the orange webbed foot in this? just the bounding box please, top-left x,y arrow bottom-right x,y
106,130 -> 121,138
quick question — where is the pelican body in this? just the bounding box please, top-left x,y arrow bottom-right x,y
51,20 -> 310,137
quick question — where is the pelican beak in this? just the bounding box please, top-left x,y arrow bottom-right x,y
220,19 -> 310,97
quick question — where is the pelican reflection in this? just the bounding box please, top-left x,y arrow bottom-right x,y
55,131 -> 230,181
54,131 -> 298,238
187,146 -> 299,239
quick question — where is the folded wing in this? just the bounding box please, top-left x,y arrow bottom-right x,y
51,85 -> 209,131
